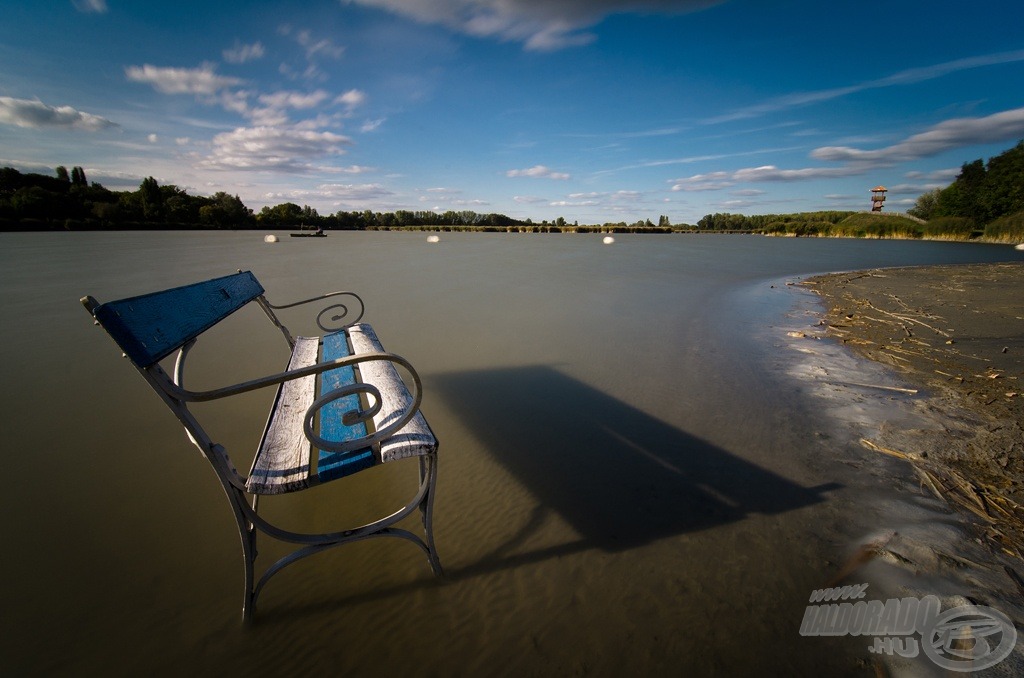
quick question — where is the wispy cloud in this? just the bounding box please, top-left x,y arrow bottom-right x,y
599,146 -> 801,176
258,89 -> 331,110
513,195 -> 548,204
343,0 -> 724,51
0,96 -> 117,131
507,164 -> 571,179
811,106 -> 1024,164
223,41 -> 265,64
280,26 -> 345,60
265,182 -> 392,204
676,106 -> 1024,189
278,25 -> 345,81
72,0 -> 107,14
126,63 -> 243,95
670,171 -> 735,192
707,49 -> 1024,124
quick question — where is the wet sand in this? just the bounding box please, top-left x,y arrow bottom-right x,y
805,261 -> 1024,572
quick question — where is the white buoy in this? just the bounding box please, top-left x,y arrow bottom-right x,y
264,234 -> 279,243
1015,243 -> 1024,251
427,235 -> 440,243
602,236 -> 615,244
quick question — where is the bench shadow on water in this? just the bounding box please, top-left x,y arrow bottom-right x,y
273,364 -> 840,617
431,365 -> 840,559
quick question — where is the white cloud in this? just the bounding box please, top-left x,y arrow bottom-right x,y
343,0 -> 724,51
214,89 -> 254,116
147,134 -> 158,143
0,96 -> 117,131
125,63 -> 243,95
223,41 -> 265,64
72,0 -> 107,13
732,165 -> 860,182
336,89 -> 367,111
200,126 -> 352,171
507,164 -> 570,179
811,107 -> 1024,164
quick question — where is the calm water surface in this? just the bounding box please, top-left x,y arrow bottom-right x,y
3,231 -> 1022,676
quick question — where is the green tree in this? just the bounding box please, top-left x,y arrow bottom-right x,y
139,176 -> 162,220
909,188 -> 940,220
55,166 -> 70,183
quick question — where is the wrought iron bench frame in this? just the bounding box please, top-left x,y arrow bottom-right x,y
81,271 -> 442,620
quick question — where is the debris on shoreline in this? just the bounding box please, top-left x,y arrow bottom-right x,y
805,262 -> 1024,556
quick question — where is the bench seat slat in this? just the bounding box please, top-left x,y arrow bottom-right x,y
246,337 -> 318,494
316,332 -> 376,484
348,324 -> 437,463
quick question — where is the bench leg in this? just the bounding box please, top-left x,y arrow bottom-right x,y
223,455 -> 442,622
420,452 -> 444,577
221,487 -> 259,622
240,495 -> 259,621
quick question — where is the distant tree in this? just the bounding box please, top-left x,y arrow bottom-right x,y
71,166 -> 87,187
909,188 -> 940,221
139,176 -> 162,220
981,139 -> 1024,219
55,166 -> 70,183
199,192 -> 253,227
258,202 -> 304,226
658,214 -> 671,228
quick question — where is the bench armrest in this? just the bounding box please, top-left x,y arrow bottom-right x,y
159,350 -> 417,405
263,291 -> 365,332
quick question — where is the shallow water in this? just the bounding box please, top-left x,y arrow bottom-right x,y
2,231 -> 1022,676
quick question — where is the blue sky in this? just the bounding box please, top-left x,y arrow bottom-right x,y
2,0 -> 1023,224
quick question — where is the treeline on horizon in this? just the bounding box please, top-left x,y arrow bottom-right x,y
1,140 -> 1021,240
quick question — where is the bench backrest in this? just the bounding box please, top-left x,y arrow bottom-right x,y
84,271 -> 265,367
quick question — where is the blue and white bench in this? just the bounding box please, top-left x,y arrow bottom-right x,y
82,271 -> 442,620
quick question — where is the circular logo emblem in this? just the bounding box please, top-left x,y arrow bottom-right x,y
922,605 -> 1017,672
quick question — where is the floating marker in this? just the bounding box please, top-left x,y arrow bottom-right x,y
603,236 -> 615,244
427,235 -> 440,243
264,234 -> 279,243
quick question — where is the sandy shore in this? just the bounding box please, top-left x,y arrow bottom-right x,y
805,262 -> 1024,561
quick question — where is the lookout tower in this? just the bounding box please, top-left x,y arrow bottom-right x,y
870,186 -> 887,212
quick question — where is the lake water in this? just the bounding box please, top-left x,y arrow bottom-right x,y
2,231 -> 1022,676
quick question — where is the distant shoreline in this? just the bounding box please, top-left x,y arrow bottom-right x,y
2,222 -> 1022,244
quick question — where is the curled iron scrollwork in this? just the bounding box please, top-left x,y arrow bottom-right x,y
265,290 -> 365,332
316,293 -> 365,332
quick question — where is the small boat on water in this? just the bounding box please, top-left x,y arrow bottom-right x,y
290,225 -> 326,237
